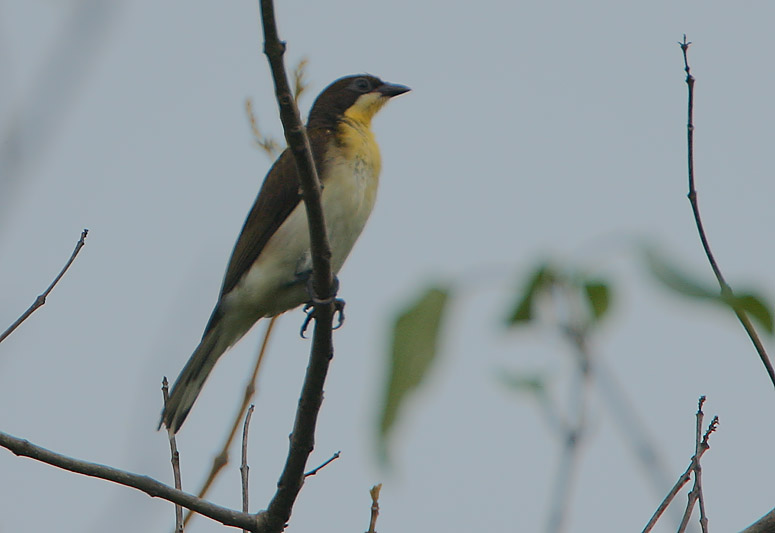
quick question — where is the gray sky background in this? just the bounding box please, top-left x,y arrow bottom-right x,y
1,1 -> 774,532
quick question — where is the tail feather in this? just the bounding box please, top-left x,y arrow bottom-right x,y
160,327 -> 224,433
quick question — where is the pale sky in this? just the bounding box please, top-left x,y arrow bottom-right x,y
1,1 -> 774,532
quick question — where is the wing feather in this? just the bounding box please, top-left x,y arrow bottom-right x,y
203,128 -> 331,335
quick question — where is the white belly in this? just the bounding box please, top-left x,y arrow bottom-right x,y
225,143 -> 380,319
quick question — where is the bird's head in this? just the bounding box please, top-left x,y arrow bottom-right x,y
307,75 -> 410,129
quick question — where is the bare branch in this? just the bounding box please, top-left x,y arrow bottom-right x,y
162,377 -> 184,533
303,451 -> 340,478
0,430 -> 263,531
0,229 -> 88,344
241,405 -> 256,533
677,397 -> 708,532
642,397 -> 718,533
183,316 -> 276,529
258,1 -> 339,532
679,36 -> 775,389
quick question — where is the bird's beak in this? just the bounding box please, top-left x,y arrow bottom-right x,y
376,82 -> 411,98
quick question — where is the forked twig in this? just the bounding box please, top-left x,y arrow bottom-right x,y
643,397 -> 719,533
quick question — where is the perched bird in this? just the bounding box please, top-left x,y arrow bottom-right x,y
161,74 -> 410,432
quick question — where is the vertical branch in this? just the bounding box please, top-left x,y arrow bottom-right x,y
258,1 -> 338,531
241,405 -> 255,533
679,36 -> 775,389
162,378 -> 184,533
677,396 -> 706,531
259,0 -> 333,300
367,484 -> 382,533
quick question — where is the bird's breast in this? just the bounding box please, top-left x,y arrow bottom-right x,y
226,122 -> 381,318
320,122 -> 381,272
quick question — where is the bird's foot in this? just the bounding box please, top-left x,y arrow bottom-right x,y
300,290 -> 345,339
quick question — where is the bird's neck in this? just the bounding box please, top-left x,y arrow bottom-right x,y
334,117 -> 381,175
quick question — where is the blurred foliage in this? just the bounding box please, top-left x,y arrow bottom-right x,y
379,246 -> 773,462
583,281 -> 611,321
378,286 -> 449,463
645,247 -> 774,334
507,263 -> 556,324
506,262 -> 613,329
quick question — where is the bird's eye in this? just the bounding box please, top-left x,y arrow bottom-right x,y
353,77 -> 371,92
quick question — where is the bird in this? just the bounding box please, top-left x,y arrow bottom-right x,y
160,74 -> 410,433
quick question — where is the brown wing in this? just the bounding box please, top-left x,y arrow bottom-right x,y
214,128 -> 332,304
219,148 -> 300,298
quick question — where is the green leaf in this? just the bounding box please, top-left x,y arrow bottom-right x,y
644,248 -> 718,300
378,286 -> 450,463
644,247 -> 774,336
507,264 -> 555,325
728,293 -> 774,335
583,281 -> 611,321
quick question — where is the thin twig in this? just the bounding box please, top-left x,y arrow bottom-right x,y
0,229 -> 88,344
258,2 -> 338,531
677,396 -> 706,532
0,430 -> 263,531
679,36 -> 775,389
303,451 -> 340,478
162,378 -> 184,533
643,397 -> 719,533
183,316 -> 276,529
241,405 -> 256,533
696,416 -> 718,532
291,57 -> 309,104
245,57 -> 308,159
367,484 -> 382,533
245,98 -> 282,158
678,412 -> 718,533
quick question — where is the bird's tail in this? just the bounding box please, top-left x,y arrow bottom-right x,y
160,326 -> 225,433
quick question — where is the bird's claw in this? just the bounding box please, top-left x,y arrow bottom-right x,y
300,298 -> 346,338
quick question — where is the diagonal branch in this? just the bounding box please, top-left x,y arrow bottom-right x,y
679,37 -> 775,389
258,1 -> 338,531
0,229 -> 88,344
0,430 -> 262,531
